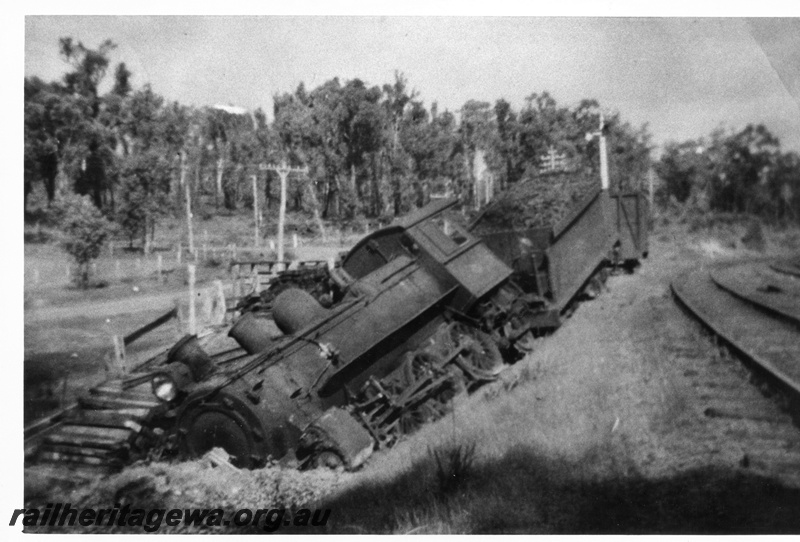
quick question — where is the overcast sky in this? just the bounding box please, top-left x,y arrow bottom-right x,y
23,15 -> 800,153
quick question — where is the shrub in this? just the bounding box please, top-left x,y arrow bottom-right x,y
53,194 -> 114,288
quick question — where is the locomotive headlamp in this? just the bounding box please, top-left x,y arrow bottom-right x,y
151,362 -> 194,403
152,373 -> 178,402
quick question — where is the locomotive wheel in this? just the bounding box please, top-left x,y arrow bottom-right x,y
398,406 -> 429,435
398,366 -> 466,435
310,449 -> 345,471
514,331 -> 537,354
181,409 -> 255,468
403,350 -> 441,385
450,323 -> 504,380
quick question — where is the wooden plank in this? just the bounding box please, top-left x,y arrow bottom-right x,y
63,409 -> 149,428
58,425 -> 132,440
37,451 -> 121,468
45,433 -> 128,450
39,443 -> 120,459
79,394 -> 161,410
88,387 -> 160,402
123,307 -> 178,346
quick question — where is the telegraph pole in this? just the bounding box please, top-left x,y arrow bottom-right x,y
263,161 -> 308,261
251,173 -> 260,248
586,112 -> 610,191
181,151 -> 195,255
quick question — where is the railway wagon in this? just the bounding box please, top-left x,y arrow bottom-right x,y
471,188 -> 649,329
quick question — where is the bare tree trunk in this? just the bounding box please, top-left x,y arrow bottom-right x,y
305,181 -> 327,241
215,157 -> 224,208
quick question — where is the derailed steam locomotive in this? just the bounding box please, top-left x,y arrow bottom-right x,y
28,187 -> 648,472
151,198 -> 542,470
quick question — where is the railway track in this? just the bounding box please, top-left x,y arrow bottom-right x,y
24,333 -> 248,472
670,256 -> 800,483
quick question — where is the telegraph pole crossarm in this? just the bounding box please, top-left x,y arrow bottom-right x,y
262,161 -> 309,261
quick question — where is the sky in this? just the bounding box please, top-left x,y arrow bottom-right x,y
23,15 -> 800,153
22,13 -> 800,155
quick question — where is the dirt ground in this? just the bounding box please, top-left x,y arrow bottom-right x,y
22,218 -> 800,534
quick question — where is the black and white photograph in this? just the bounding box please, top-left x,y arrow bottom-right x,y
10,4 -> 800,535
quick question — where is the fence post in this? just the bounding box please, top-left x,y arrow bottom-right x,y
65,263 -> 71,281
188,264 -> 197,335
292,232 -> 298,249
251,265 -> 260,294
105,335 -> 127,379
233,276 -> 242,300
212,279 -> 227,325
201,288 -> 213,324
59,376 -> 68,409
173,298 -> 184,338
177,243 -> 182,264
157,253 -> 163,283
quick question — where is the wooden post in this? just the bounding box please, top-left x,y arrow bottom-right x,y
157,253 -> 163,283
173,298 -> 184,338
216,157 -> 224,208
599,113 -> 610,191
201,288 -> 213,323
65,263 -> 70,280
187,264 -> 197,335
106,335 -> 127,378
251,265 -> 260,294
252,174 -> 260,248
59,376 -> 68,409
263,161 -> 308,263
212,281 -> 227,324
115,259 -> 121,282
177,243 -> 182,264
233,275 -> 242,300
292,232 -> 298,249
183,152 -> 195,256
277,167 -> 287,262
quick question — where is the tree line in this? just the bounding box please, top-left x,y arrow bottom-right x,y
655,124 -> 800,223
25,38 -> 659,251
